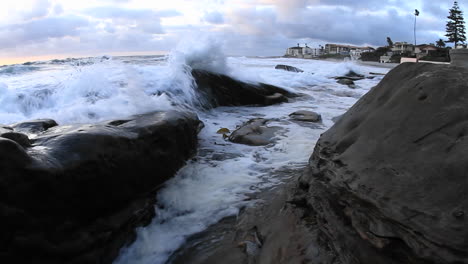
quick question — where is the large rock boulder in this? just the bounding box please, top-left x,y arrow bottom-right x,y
0,111 -> 202,264
299,63 -> 468,263
191,69 -> 295,108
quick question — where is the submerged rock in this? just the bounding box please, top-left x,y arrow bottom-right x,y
0,111 -> 202,264
289,110 -> 322,123
275,64 -> 304,73
229,118 -> 281,146
192,69 -> 295,108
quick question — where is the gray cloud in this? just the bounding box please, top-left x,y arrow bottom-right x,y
0,16 -> 90,49
203,11 -> 225,24
0,0 -> 461,60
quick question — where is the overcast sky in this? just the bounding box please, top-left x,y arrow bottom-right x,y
0,0 -> 465,64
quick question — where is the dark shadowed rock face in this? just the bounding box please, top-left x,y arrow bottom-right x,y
0,111 -> 202,264
191,69 -> 295,108
299,63 -> 468,263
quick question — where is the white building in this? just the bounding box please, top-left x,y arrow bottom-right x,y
285,44 -> 324,58
392,42 -> 414,55
325,43 -> 375,55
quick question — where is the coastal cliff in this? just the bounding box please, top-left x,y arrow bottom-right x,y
172,63 -> 468,264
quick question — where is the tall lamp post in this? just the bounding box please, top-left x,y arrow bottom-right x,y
414,9 -> 419,47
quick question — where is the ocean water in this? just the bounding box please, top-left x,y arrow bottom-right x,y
0,44 -> 391,264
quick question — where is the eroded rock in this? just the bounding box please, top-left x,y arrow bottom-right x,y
301,63 -> 468,264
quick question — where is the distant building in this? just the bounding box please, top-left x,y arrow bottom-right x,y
325,44 -> 375,55
285,44 -> 324,58
392,42 -> 414,55
415,44 -> 438,55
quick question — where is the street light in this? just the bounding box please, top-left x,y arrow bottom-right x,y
414,9 -> 420,47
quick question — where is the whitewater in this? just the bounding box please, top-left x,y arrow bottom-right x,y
0,45 -> 391,264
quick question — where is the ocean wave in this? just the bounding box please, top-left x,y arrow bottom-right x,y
0,65 -> 42,75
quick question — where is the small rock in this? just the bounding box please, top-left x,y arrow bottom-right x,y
289,110 -> 322,123
264,93 -> 288,105
345,70 -> 364,78
216,128 -> 231,134
275,64 -> 304,73
229,118 -> 281,146
337,79 -> 355,86
11,119 -> 58,134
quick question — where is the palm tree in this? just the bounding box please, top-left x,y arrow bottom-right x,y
436,39 -> 446,48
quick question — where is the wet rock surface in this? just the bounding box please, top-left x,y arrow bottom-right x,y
289,110 -> 322,123
275,64 -> 304,73
11,119 -> 58,134
192,69 -> 295,108
229,118 -> 282,146
0,111 -> 202,264
299,63 -> 468,264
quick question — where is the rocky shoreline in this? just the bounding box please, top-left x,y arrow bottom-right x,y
0,71 -> 294,263
165,63 -> 468,264
2,62 -> 467,264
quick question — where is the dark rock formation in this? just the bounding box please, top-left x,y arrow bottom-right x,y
229,118 -> 281,146
331,114 -> 343,123
336,78 -> 355,86
275,64 -> 304,73
0,111 -> 202,264
0,131 -> 31,147
191,69 -> 295,108
11,119 -> 58,134
289,110 -> 322,123
299,63 -> 468,264
335,71 -> 366,89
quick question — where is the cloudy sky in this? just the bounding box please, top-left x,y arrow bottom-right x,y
0,0 -> 464,64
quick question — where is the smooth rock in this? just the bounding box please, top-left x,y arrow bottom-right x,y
0,110 -> 202,264
0,137 -> 31,167
192,69 -> 295,108
0,131 -> 31,147
11,119 -> 58,134
229,119 -> 281,146
289,110 -> 322,123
